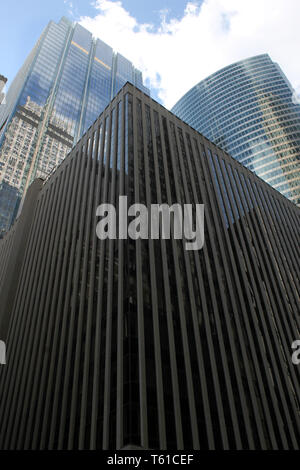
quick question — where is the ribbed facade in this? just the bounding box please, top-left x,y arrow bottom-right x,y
172,54 -> 300,207
0,83 -> 299,450
0,17 -> 149,235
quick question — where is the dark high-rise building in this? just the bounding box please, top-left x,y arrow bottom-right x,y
172,54 -> 300,207
0,17 -> 149,235
0,83 -> 299,450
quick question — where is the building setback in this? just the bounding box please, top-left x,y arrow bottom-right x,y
0,83 -> 299,450
0,17 -> 149,235
172,54 -> 300,207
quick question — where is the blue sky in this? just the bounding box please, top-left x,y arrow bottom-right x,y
0,0 -> 187,87
1,0 -> 299,108
0,0 -> 93,85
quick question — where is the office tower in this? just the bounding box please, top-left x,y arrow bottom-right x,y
0,83 -> 299,450
0,17 -> 149,236
0,75 -> 7,105
172,54 -> 300,207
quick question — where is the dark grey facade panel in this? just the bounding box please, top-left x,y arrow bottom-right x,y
0,178 -> 43,339
0,83 -> 299,450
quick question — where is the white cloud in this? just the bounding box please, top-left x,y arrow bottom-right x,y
64,0 -> 76,18
79,0 -> 300,108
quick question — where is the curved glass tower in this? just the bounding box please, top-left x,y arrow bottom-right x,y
172,54 -> 300,206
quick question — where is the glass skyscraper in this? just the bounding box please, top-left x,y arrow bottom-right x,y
172,54 -> 300,207
0,17 -> 149,235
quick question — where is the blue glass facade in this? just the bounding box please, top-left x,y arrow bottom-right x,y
0,17 -> 149,235
18,19 -> 71,109
172,54 -> 300,207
